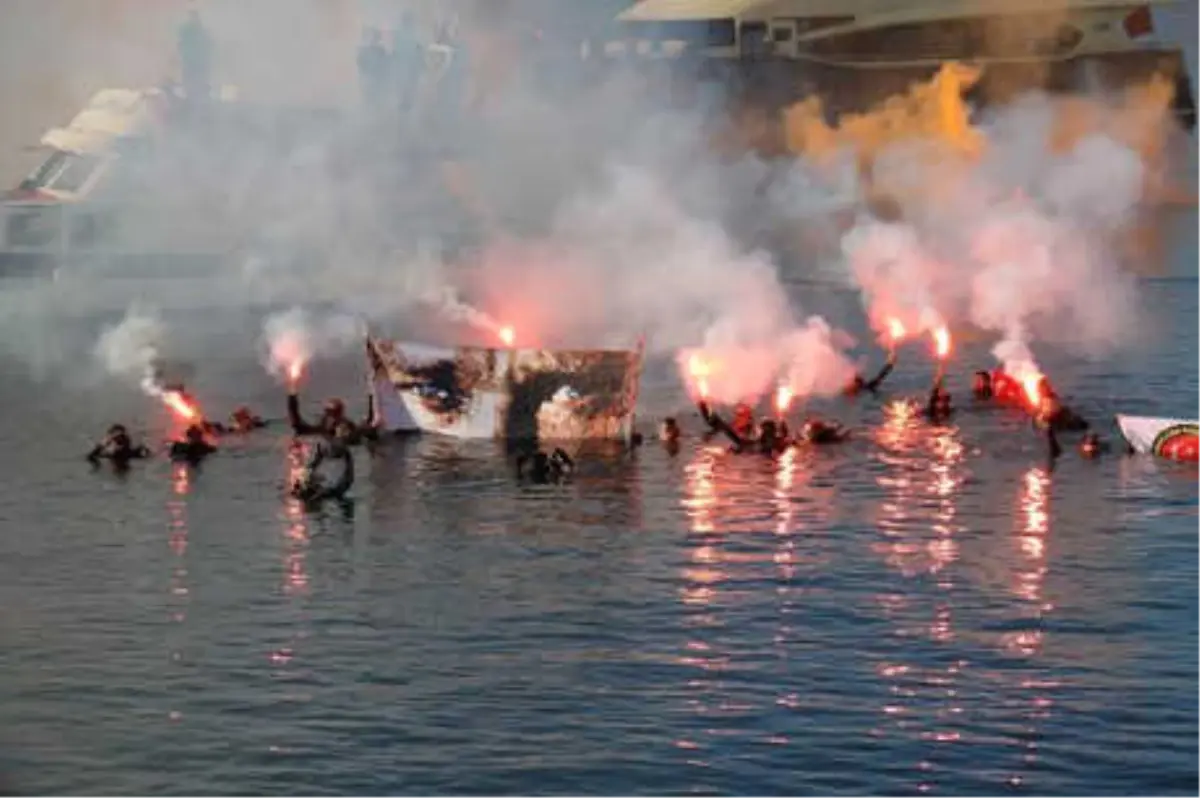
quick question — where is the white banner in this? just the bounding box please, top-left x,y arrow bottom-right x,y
367,337 -> 645,442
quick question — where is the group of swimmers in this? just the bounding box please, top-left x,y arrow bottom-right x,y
655,349 -> 1110,461
86,387 -> 371,506
86,346 -> 1115,500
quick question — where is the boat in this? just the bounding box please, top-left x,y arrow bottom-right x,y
0,84 -> 356,278
367,335 -> 645,442
607,0 -> 1196,131
1115,414 -> 1198,461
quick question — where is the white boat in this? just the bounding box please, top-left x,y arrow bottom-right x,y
367,336 -> 645,442
610,0 -> 1196,130
1115,414 -> 1198,461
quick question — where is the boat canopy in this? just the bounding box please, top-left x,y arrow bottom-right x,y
619,0 -> 1184,25
40,88 -> 160,156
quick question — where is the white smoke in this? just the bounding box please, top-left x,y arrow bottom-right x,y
260,307 -> 364,381
840,91 -> 1154,377
93,305 -> 167,389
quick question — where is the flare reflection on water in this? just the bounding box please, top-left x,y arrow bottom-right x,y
282,443 -> 311,597
166,461 -> 191,725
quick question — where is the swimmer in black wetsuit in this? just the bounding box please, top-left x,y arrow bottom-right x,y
198,406 -> 271,437
796,418 -> 851,445
87,424 -> 151,468
660,417 -> 682,455
287,391 -> 378,444
696,399 -> 750,452
169,424 -> 218,465
844,348 -> 898,397
292,420 -> 356,503
972,370 -> 993,401
1034,378 -> 1089,432
516,447 -> 575,484
1079,431 -> 1111,458
923,377 -> 954,423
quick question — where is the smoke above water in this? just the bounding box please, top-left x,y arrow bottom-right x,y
0,1 -> 1187,409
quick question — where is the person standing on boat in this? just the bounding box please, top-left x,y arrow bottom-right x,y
391,13 -> 423,115
177,9 -> 214,104
357,27 -> 389,110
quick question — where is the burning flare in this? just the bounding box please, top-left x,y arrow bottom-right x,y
1019,370 -> 1044,407
887,317 -> 907,344
688,354 -> 711,399
775,383 -> 794,415
140,370 -> 200,422
287,360 -> 304,384
933,326 -> 951,359
499,325 -> 516,347
161,390 -> 198,421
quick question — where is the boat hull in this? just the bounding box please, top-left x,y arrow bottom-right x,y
1115,414 -> 1199,461
367,336 -> 645,442
640,47 -> 1195,135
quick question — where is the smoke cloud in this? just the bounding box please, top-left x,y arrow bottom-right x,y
0,0 -> 1189,418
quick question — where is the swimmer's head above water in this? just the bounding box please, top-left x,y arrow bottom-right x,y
731,403 -> 754,437
323,398 -> 346,421
972,370 -> 992,399
660,418 -> 681,444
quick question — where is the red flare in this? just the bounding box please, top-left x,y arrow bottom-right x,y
1020,371 -> 1043,408
688,354 -> 711,399
162,390 -> 198,421
933,327 -> 951,359
887,317 -> 906,343
499,325 -> 515,347
775,383 -> 793,415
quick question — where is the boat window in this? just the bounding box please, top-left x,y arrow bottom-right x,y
739,22 -> 769,57
621,19 -> 736,48
4,208 -> 61,249
45,154 -> 102,194
19,151 -> 69,191
793,16 -> 855,35
803,15 -> 1085,62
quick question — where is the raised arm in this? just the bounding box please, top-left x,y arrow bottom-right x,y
287,393 -> 319,435
696,400 -> 745,451
864,350 -> 897,393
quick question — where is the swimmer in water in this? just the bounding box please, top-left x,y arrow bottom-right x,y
86,424 -> 151,468
923,377 -> 954,423
1035,378 -> 1089,432
292,420 -> 356,503
730,403 -> 755,439
696,399 -> 751,452
516,447 -> 575,484
756,419 -> 790,455
1079,431 -> 1111,458
1043,419 -> 1063,461
169,424 -> 218,465
972,370 -> 993,400
287,390 -> 377,444
199,406 -> 270,436
796,418 -> 851,445
660,417 -> 682,455
844,347 -> 898,397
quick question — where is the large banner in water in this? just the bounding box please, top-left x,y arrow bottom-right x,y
367,337 -> 645,441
